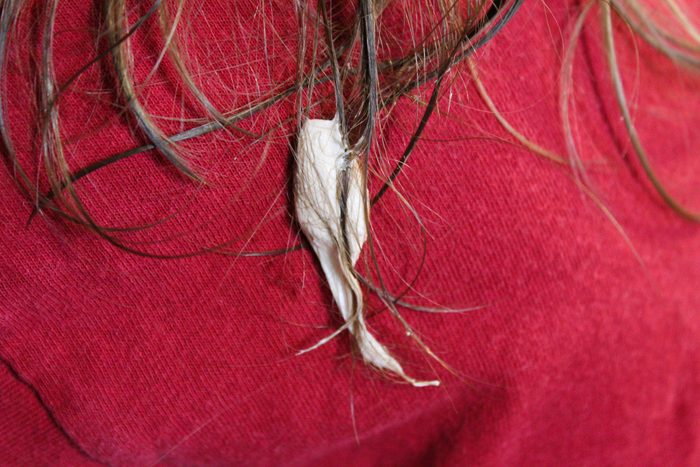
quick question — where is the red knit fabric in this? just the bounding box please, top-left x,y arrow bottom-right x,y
1,1 -> 699,465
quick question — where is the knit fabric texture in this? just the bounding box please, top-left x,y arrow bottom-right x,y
1,1 -> 699,465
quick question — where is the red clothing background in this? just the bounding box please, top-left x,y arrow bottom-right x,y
1,0 -> 699,465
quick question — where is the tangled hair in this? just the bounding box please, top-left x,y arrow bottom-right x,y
1,0 -> 699,380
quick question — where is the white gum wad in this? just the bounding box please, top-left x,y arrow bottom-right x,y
294,116 -> 439,388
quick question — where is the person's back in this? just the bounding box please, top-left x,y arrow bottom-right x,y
1,1 -> 699,465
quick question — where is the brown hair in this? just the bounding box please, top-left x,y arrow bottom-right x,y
1,0 -> 698,381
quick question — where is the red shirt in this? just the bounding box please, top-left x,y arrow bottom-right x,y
1,1 -> 699,465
